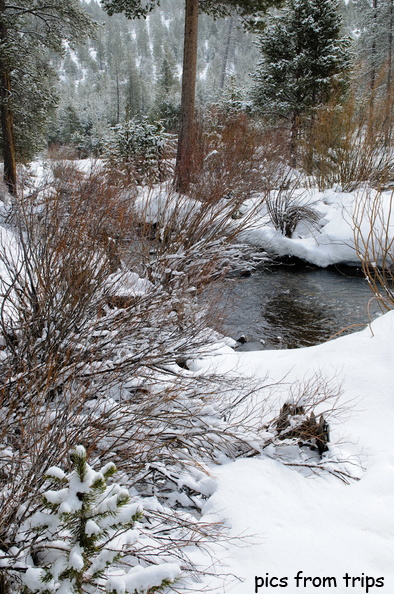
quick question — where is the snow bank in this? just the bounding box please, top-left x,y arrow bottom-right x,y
242,187 -> 394,267
198,311 -> 394,593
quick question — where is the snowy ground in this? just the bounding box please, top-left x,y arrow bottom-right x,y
6,164 -> 394,593
179,183 -> 394,593
192,311 -> 394,594
241,186 -> 394,268
24,160 -> 394,268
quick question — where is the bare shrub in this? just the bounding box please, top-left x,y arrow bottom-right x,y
117,116 -> 294,295
46,143 -> 82,161
174,109 -> 288,202
0,164 -> 270,589
255,126 -> 293,189
303,83 -> 394,191
195,112 -> 268,200
353,188 -> 394,310
127,185 -> 264,292
0,164 -> 355,590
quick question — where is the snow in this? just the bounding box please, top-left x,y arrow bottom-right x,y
107,563 -> 181,594
45,467 -> 66,481
2,161 -> 394,593
242,186 -> 394,267
196,311 -> 394,593
23,568 -> 48,591
106,269 -> 153,297
69,544 -> 84,571
85,519 -> 101,536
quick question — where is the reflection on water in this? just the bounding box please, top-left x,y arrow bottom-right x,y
264,292 -> 333,349
207,265 -> 381,350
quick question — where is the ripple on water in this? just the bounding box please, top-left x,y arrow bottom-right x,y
205,265 -> 381,350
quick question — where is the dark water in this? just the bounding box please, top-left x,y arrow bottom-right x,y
207,265 -> 381,350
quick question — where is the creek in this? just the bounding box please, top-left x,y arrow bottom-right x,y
209,263 -> 381,350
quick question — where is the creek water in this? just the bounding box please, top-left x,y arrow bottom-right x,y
208,264 -> 381,350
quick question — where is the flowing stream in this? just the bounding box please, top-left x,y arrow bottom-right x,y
208,264 -> 381,350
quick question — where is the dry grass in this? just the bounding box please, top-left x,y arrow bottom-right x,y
265,180 -> 320,238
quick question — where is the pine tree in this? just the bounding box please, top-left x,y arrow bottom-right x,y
252,0 -> 351,163
10,50 -> 59,163
0,1 -> 96,194
354,0 -> 394,94
125,61 -> 145,120
24,446 -> 181,594
153,47 -> 181,130
104,117 -> 170,184
101,0 -> 283,192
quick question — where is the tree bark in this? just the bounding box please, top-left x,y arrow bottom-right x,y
220,16 -> 234,91
384,0 -> 394,144
370,0 -> 378,91
0,0 -> 17,196
387,0 -> 393,93
290,112 -> 299,168
174,0 -> 199,193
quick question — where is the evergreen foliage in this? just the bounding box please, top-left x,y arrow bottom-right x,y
101,0 -> 282,191
0,0 -> 97,167
153,48 -> 181,130
23,446 -> 180,594
353,0 -> 394,92
199,0 -> 283,18
252,0 -> 351,121
102,0 -> 159,18
49,0 -> 260,149
104,117 -> 175,183
102,0 -> 279,18
9,50 -> 59,162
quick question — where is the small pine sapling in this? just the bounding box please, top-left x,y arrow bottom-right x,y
104,118 -> 174,185
23,446 -> 181,593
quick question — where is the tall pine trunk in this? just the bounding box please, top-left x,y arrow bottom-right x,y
387,0 -> 393,93
174,0 -> 199,193
384,0 -> 394,145
220,16 -> 234,91
370,0 -> 378,91
0,0 -> 17,196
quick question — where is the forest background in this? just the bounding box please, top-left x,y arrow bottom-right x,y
7,0 -> 387,164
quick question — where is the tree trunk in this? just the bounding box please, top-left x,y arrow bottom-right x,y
174,0 -> 199,193
370,0 -> 378,91
387,0 -> 393,93
219,16 -> 234,91
290,112 -> 299,168
0,0 -> 17,196
384,0 -> 394,144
